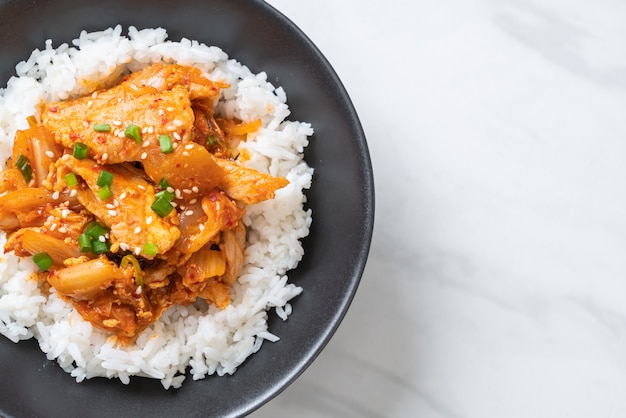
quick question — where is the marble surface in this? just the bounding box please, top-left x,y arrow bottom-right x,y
255,0 -> 626,417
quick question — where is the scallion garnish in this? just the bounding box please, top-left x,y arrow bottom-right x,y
84,221 -> 108,240
159,177 -> 169,189
159,134 -> 173,153
155,189 -> 176,202
142,242 -> 158,257
33,252 -> 53,272
124,124 -> 142,144
14,154 -> 33,182
98,185 -> 112,200
96,170 -> 114,187
15,154 -> 28,169
92,239 -> 110,255
151,195 -> 174,217
207,135 -> 216,146
94,123 -> 111,132
73,142 -> 88,159
64,172 -> 78,188
80,222 -> 109,254
78,233 -> 93,253
121,254 -> 144,286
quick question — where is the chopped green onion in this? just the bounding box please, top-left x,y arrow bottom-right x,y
82,222 -> 109,254
159,177 -> 169,188
20,164 -> 33,182
159,135 -> 173,153
142,242 -> 158,257
15,154 -> 29,169
124,124 -> 142,144
73,142 -> 88,159
121,254 -> 144,286
84,221 -> 108,240
78,233 -> 93,253
96,170 -> 114,187
14,154 -> 33,183
93,123 -> 111,132
155,189 -> 176,202
33,252 -> 53,272
64,172 -> 78,188
98,185 -> 112,200
206,135 -> 216,146
151,195 -> 174,217
92,239 -> 110,255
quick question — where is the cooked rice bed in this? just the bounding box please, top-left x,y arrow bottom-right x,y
0,25 -> 313,389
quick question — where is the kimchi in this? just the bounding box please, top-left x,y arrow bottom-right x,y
0,63 -> 288,341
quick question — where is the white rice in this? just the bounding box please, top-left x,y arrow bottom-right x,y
0,25 -> 313,389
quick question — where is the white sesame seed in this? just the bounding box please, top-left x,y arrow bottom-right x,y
49,223 -> 57,231
198,224 -> 205,231
158,109 -> 165,116
175,189 -> 182,199
148,126 -> 154,134
99,235 -> 106,243
173,119 -> 183,127
146,216 -> 153,225
167,125 -> 176,132
141,126 -> 148,134
92,91 -> 98,99
62,154 -> 70,161
120,243 -> 129,251
173,132 -> 181,140
52,191 -> 60,200
82,120 -> 89,128
141,152 -> 147,160
70,189 -> 77,197
105,203 -> 115,209
185,210 -> 194,216
87,100 -> 93,108
47,215 -> 55,223
182,189 -> 192,194
134,247 -> 141,256
119,192 -> 127,200
137,185 -> 146,191
171,201 -> 178,208
134,226 -> 142,234
189,199 -> 197,205
135,286 -> 143,295
113,120 -> 122,126
108,209 -> 117,216
142,140 -> 151,148
58,226 -> 67,234
172,142 -> 179,149
167,107 -> 174,112
185,144 -> 194,150
117,131 -> 125,138
61,209 -> 69,219
114,199 -> 120,207
45,150 -> 55,159
166,187 -> 174,193
191,186 -> 199,193
101,153 -> 108,161
182,151 -> 190,157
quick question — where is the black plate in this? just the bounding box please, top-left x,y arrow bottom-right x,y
0,0 -> 374,416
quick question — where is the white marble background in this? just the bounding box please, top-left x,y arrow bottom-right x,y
256,1 -> 626,417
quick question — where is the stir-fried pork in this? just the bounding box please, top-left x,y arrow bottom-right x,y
0,63 -> 288,341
